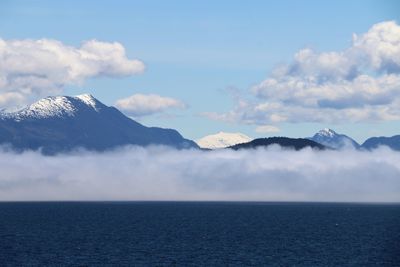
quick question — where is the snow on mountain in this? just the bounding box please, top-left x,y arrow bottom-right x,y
1,94 -> 103,120
317,128 -> 336,138
0,94 -> 198,153
309,128 -> 360,149
196,132 -> 252,149
75,94 -> 101,109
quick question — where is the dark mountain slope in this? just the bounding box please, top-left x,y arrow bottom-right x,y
228,137 -> 327,150
361,135 -> 400,151
0,94 -> 198,154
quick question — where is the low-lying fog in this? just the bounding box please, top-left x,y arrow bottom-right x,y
1,146 -> 399,202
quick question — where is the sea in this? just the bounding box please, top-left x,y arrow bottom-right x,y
0,202 -> 399,266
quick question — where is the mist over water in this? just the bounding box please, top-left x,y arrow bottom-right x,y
1,146 -> 399,202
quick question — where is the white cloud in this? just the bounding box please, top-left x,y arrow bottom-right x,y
206,21 -> 400,125
255,125 -> 280,134
352,20 -> 400,73
0,146 -> 399,202
0,91 -> 25,107
115,94 -> 186,117
0,38 -> 145,108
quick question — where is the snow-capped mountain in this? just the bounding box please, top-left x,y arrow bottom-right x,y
0,94 -> 198,154
1,94 -> 105,120
308,128 -> 360,149
196,132 -> 252,149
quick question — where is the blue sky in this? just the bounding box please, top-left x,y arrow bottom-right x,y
1,0 -> 399,142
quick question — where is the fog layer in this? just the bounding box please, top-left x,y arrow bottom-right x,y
1,146 -> 399,202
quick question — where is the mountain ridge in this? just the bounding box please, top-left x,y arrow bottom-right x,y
1,94 -> 105,119
308,128 -> 360,149
229,137 -> 327,151
0,95 -> 399,153
0,94 -> 198,154
362,135 -> 400,151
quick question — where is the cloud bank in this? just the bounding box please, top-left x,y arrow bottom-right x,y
0,38 -> 144,108
206,21 -> 400,126
0,146 -> 399,202
115,94 -> 186,117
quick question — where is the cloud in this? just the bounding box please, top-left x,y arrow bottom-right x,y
0,38 -> 145,108
206,21 -> 400,125
352,20 -> 400,73
255,125 -> 280,134
115,94 -> 186,117
0,146 -> 399,202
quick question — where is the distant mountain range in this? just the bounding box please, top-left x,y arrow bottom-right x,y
229,137 -> 326,150
208,128 -> 399,151
0,94 -> 398,153
0,94 -> 198,154
196,132 -> 252,149
361,135 -> 400,151
308,128 -> 399,151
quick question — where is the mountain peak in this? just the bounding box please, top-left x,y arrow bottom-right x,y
1,93 -> 105,120
309,128 -> 360,149
21,96 -> 78,119
76,93 -> 94,99
0,94 -> 198,153
196,132 -> 252,149
317,128 -> 337,137
75,93 -> 102,111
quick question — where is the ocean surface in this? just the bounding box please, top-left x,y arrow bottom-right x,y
0,202 -> 399,266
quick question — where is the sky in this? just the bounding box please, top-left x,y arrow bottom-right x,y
0,0 -> 399,142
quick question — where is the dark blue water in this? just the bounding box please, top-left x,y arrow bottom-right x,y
0,202 -> 399,266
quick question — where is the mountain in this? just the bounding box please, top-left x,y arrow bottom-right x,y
228,137 -> 326,150
361,135 -> 400,151
308,128 -> 360,149
196,132 -> 252,149
0,94 -> 198,154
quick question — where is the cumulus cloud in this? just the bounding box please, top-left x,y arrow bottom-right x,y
0,146 -> 399,202
115,94 -> 186,117
352,20 -> 400,73
206,21 -> 400,125
0,38 -> 145,108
